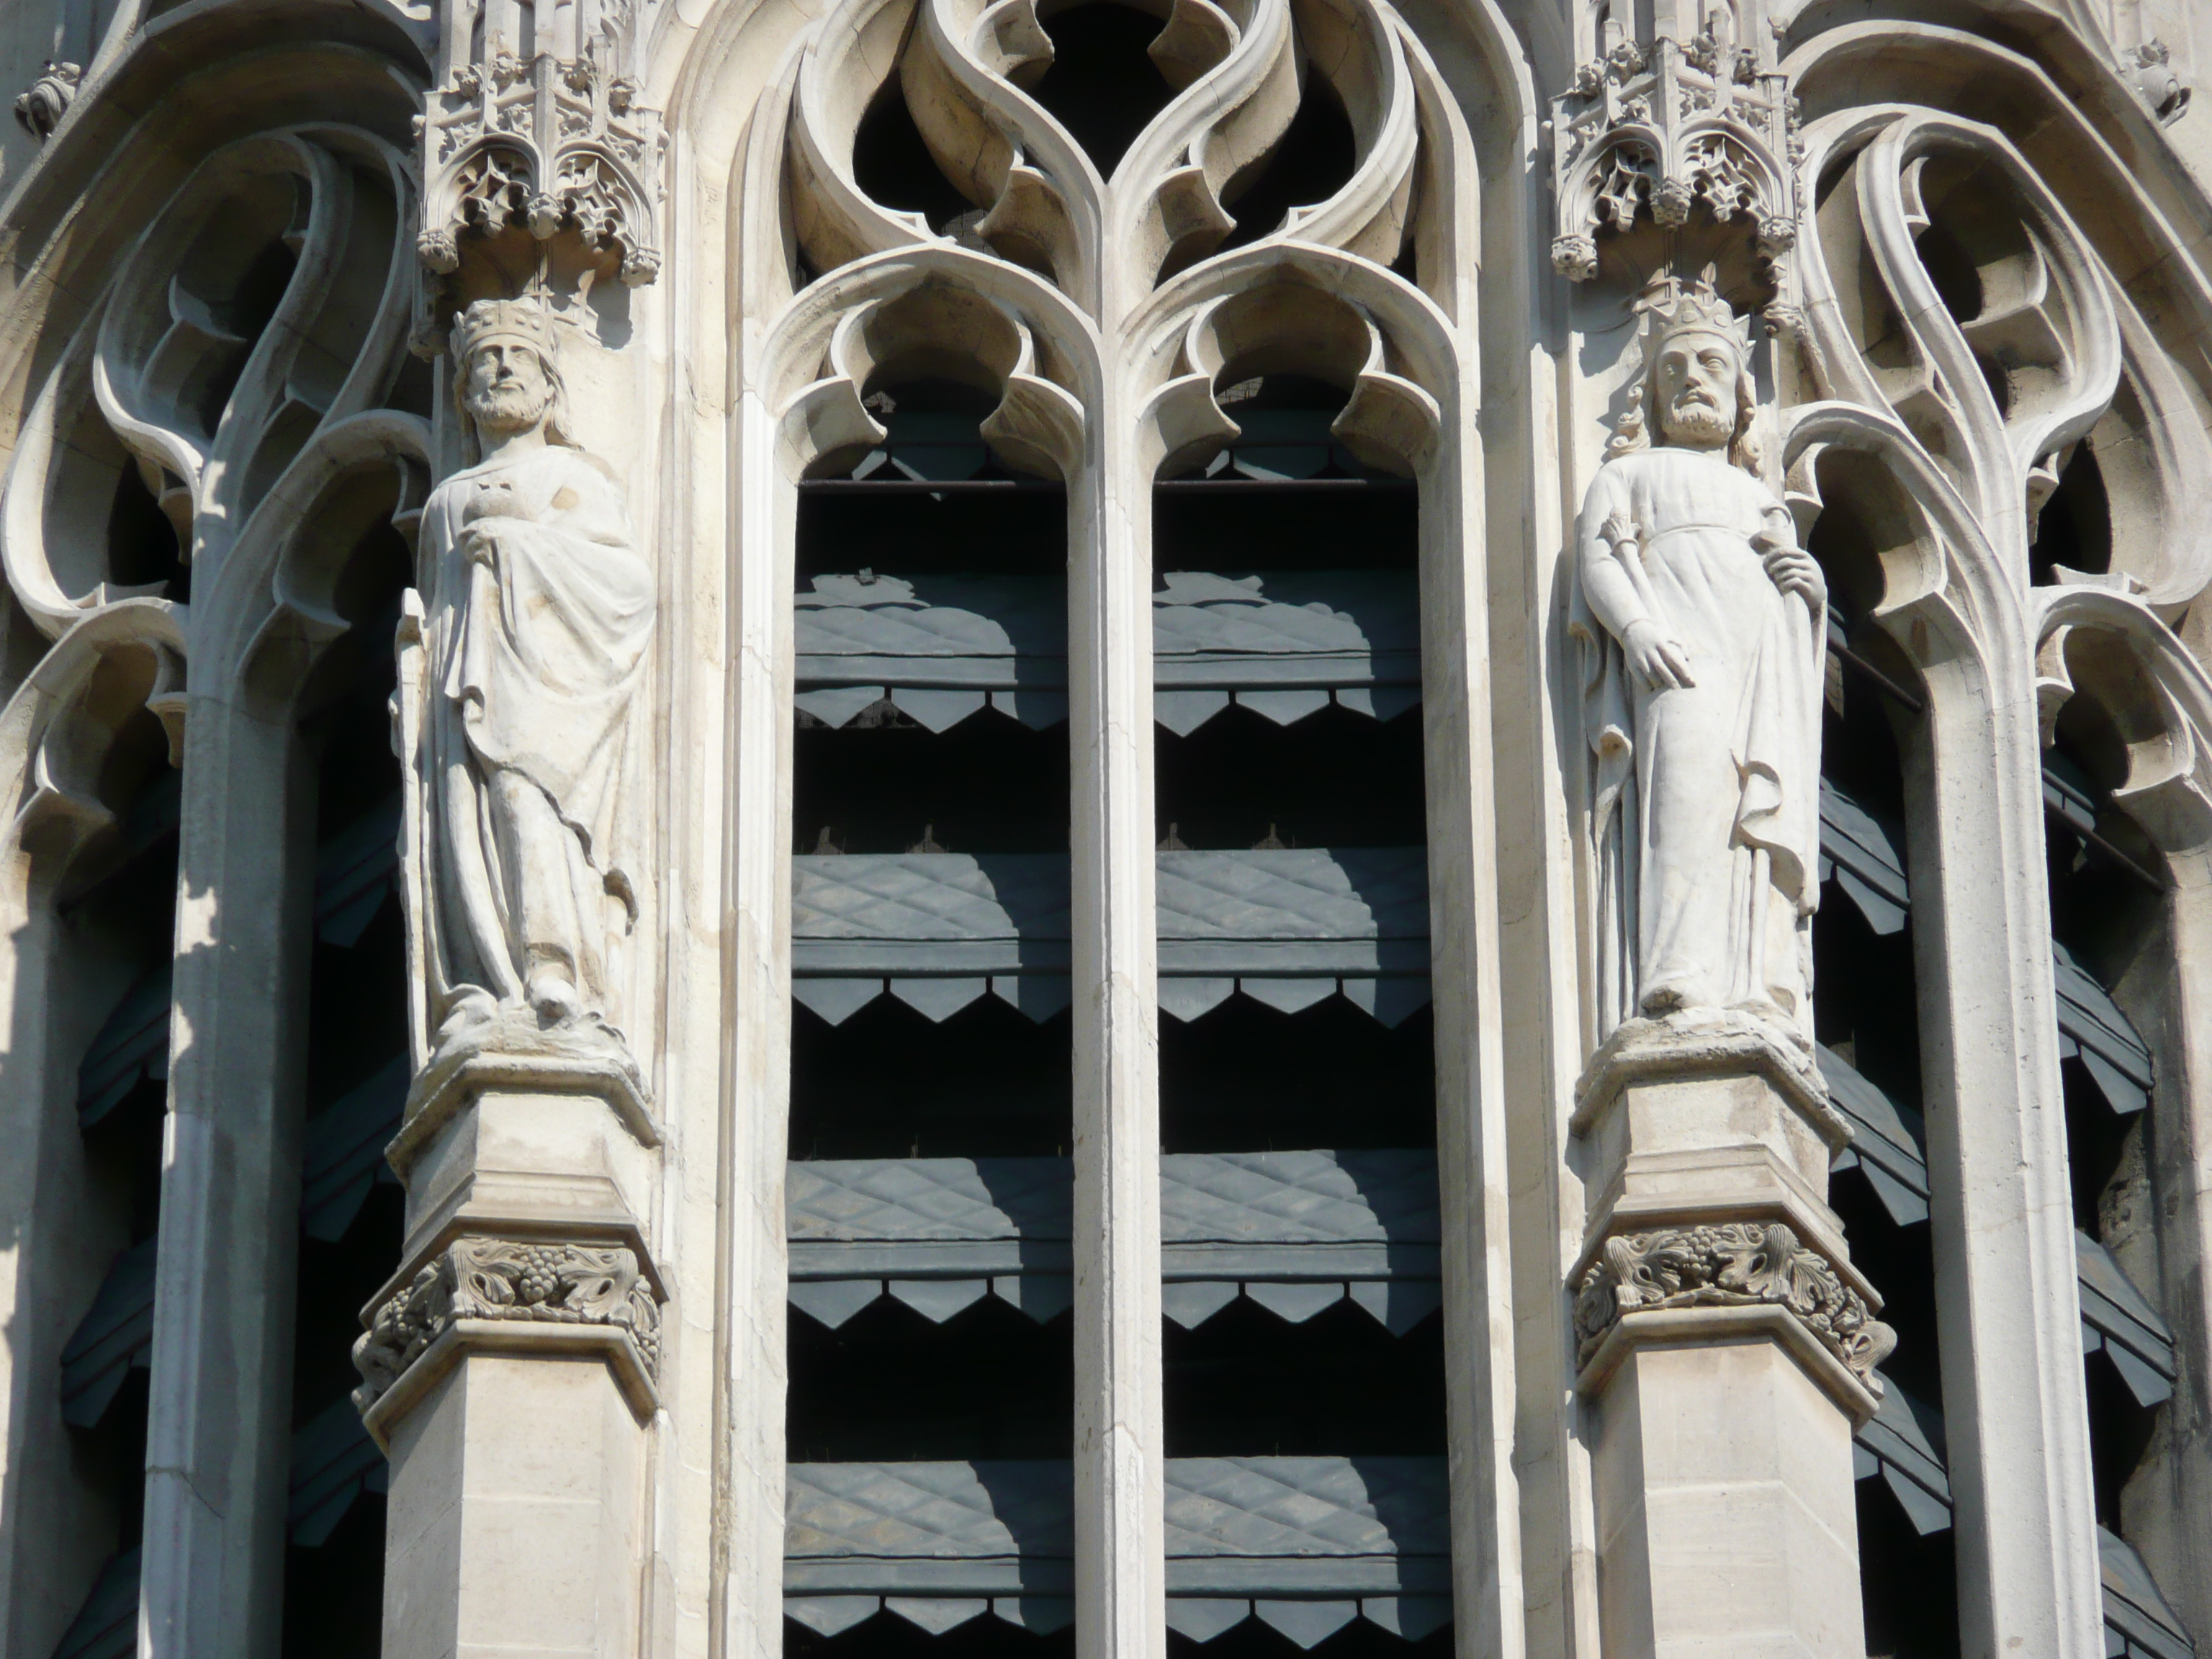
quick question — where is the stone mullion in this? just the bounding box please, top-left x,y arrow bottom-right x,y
1069,359 -> 1167,1659
142,689 -> 313,1659
1898,654 -> 2105,1659
718,390 -> 799,1659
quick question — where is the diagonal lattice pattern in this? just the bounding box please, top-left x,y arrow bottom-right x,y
786,1461 -> 1074,1560
1156,850 -> 1429,942
788,1158 -> 1074,1241
793,854 -> 1070,942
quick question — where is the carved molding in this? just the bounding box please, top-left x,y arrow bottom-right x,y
1573,1220 -> 1896,1386
352,1234 -> 663,1413
1549,6 -> 1800,283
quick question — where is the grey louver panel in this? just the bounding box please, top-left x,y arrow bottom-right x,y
791,853 -> 1071,1026
2053,940 -> 2155,1115
2077,1230 -> 2180,1408
1815,782 -> 2158,1118
1851,1376 -> 1952,1536
794,573 -> 1068,732
76,965 -> 172,1130
1153,571 -> 1419,735
1818,778 -> 1910,935
792,571 -> 1419,737
784,1457 -> 1450,1645
787,1151 -> 1441,1335
299,1055 -> 408,1242
288,1394 -> 388,1546
59,1238 -> 158,1428
1156,848 -> 1429,1024
1849,1367 -> 2203,1659
2102,1527 -> 2195,1659
1817,1046 -> 1930,1226
792,849 -> 1429,1026
50,1547 -> 139,1659
312,794 -> 400,948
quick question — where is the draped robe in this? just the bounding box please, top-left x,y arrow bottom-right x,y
413,444 -> 655,1032
1570,444 -> 1824,1038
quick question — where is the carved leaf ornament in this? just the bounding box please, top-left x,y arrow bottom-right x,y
1573,1221 -> 1898,1385
770,0 -> 1462,482
353,1236 -> 663,1413
0,125 -> 425,879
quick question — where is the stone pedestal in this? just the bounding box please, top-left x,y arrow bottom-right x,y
1570,1013 -> 1889,1659
356,1033 -> 664,1659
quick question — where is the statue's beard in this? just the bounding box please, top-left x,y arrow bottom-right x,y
1663,396 -> 1734,448
465,383 -> 554,437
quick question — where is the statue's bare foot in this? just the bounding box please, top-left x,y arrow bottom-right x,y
528,972 -> 580,1025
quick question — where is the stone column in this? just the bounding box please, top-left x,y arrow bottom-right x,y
1568,1014 -> 1891,1659
356,1040 -> 665,1659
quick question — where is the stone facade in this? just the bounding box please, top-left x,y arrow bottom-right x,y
0,1 -> 2208,1658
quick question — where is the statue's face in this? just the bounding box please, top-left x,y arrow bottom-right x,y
462,340 -> 554,437
1654,330 -> 1740,451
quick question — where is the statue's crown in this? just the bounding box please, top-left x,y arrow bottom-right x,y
1637,264 -> 1753,358
451,297 -> 559,364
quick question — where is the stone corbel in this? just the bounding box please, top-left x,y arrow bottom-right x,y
1568,1010 -> 1890,1424
1573,1220 -> 1892,1416
354,1229 -> 665,1444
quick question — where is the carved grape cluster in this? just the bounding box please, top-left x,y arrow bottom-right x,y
1573,1220 -> 1897,1384
353,1234 -> 663,1413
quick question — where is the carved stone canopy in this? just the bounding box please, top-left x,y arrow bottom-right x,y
1550,5 -> 1802,284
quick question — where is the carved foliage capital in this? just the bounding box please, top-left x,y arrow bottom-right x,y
352,1235 -> 662,1413
1573,1220 -> 1896,1385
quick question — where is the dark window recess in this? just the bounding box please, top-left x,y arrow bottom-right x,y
1023,4 -> 1175,176
1213,85 -> 1358,258
59,1239 -> 157,1429
787,421 -> 1076,1599
282,528 -> 407,1659
1172,377 -> 1401,485
850,91 -> 972,240
2033,441 -> 2113,588
51,1545 -> 143,1659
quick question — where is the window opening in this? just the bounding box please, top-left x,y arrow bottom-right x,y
48,706 -> 181,1659
786,374 -> 1076,1647
852,91 -> 974,240
278,511 -> 411,1658
1807,504 -> 1955,1658
1152,371 -> 1449,1652
1022,5 -> 1175,177
1210,81 -> 1357,258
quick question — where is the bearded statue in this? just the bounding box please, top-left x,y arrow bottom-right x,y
400,298 -> 655,1056
1569,269 -> 1827,1044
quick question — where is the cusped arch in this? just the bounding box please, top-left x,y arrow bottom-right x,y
766,251 -> 1093,481
0,601 -> 188,887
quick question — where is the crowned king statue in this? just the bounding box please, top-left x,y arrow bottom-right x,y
402,297 -> 655,1058
1570,268 -> 1827,1044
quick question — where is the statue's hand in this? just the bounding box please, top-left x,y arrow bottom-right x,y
1622,619 -> 1696,691
458,518 -> 502,568
1758,541 -> 1826,606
